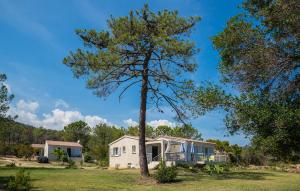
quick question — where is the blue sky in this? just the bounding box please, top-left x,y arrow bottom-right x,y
0,0 -> 249,145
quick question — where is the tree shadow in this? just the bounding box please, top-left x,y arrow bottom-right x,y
176,170 -> 276,182
0,176 -> 42,191
0,176 -> 11,189
211,171 -> 276,180
177,171 -> 204,182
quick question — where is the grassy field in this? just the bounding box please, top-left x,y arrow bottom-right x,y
0,167 -> 300,191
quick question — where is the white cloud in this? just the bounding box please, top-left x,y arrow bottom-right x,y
9,100 -> 176,130
17,99 -> 39,112
123,118 -> 139,127
54,99 -> 69,108
147,119 -> 176,128
9,99 -> 115,130
84,115 -> 110,127
123,118 -> 176,129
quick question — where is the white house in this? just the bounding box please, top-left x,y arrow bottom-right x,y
109,135 -> 226,169
32,140 -> 83,161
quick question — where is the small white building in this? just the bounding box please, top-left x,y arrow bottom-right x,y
32,140 -> 83,161
109,135 -> 225,169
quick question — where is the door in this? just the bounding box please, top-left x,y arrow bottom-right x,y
67,148 -> 71,157
152,146 -> 159,161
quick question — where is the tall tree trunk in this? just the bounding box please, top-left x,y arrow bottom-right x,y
138,51 -> 151,177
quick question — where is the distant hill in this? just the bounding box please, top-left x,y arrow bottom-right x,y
0,117 -> 63,146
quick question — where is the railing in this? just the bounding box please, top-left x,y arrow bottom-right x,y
147,153 -> 161,163
148,152 -> 228,163
194,153 -> 208,162
152,153 -> 161,161
214,154 -> 228,162
165,152 -> 215,163
165,152 -> 185,161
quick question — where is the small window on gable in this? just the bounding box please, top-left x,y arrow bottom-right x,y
132,145 -> 136,154
123,146 -> 126,153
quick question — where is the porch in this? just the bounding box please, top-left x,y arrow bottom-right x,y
146,139 -> 226,164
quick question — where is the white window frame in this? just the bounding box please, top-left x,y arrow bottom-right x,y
132,145 -> 136,154
122,146 -> 126,153
112,147 -> 119,156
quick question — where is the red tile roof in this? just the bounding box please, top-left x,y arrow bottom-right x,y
46,140 -> 82,147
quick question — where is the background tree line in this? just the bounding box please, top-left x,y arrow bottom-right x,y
0,117 -> 202,163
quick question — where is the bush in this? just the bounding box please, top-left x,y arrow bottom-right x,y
66,159 -> 76,169
99,159 -> 109,167
204,163 -> 227,175
7,168 -> 31,191
84,153 -> 92,163
37,156 -> 48,163
62,155 -> 69,163
52,148 -> 65,161
6,162 -> 16,168
15,145 -> 34,159
154,161 -> 177,183
241,147 -> 267,166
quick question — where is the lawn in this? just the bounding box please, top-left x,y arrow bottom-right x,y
0,167 -> 300,191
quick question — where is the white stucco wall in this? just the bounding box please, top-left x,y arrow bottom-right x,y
109,136 -> 216,168
44,143 -> 82,160
109,137 -> 140,169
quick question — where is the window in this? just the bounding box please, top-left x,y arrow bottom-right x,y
123,146 -> 126,153
132,145 -> 136,154
113,147 -> 119,156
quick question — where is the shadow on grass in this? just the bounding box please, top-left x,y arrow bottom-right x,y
213,171 -> 275,180
177,170 -> 276,182
0,176 -> 11,189
0,176 -> 42,191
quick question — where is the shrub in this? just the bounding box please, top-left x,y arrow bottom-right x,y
62,155 -> 69,163
52,148 -> 65,161
154,161 -> 177,183
37,156 -> 48,163
241,147 -> 267,166
7,168 -> 31,191
66,159 -> 76,169
84,153 -> 92,163
6,162 -> 16,168
15,145 -> 34,159
99,159 -> 109,167
204,163 -> 226,175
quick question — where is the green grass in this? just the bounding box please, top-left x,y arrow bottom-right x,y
0,167 -> 300,191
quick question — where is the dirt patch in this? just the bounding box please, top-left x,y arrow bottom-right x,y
0,156 -> 65,168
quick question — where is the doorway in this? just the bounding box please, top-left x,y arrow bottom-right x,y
67,148 -> 71,157
152,146 -> 159,161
